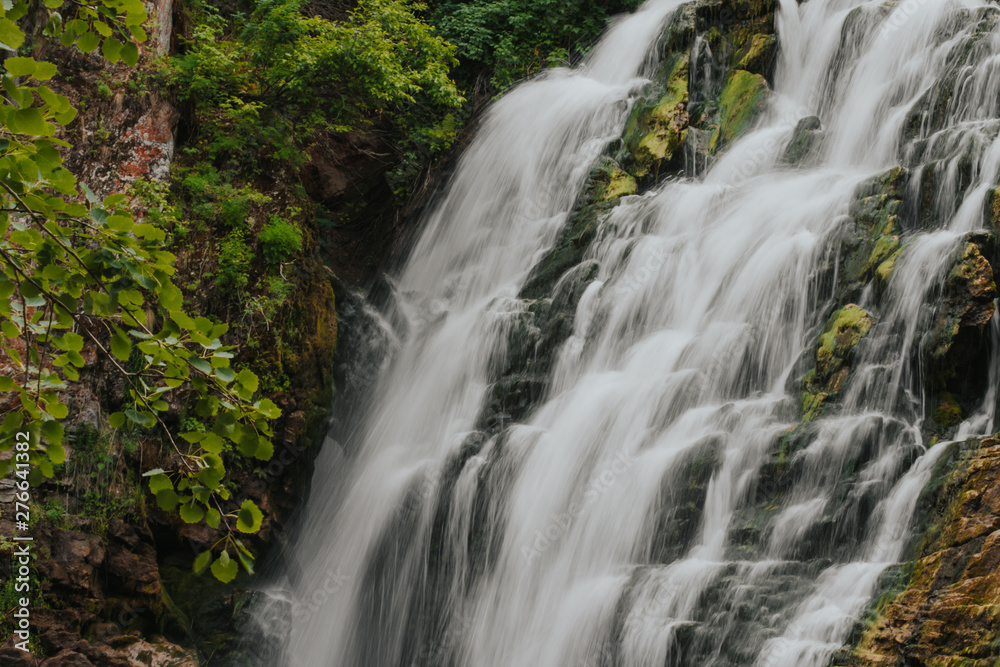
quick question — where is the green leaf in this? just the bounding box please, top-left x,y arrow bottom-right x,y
0,321 -> 18,339
155,489 -> 179,511
211,551 -> 239,583
55,332 -> 84,352
256,398 -> 281,420
148,473 -> 172,494
46,401 -> 69,419
0,376 -> 15,391
205,507 -> 221,529
200,432 -> 225,454
41,420 -> 63,445
101,37 -> 122,63
215,366 -> 236,384
235,548 -> 255,576
179,501 -> 205,523
77,30 -> 100,53
124,409 -> 154,426
0,19 -> 25,50
193,549 -> 212,574
236,369 -> 259,394
236,499 -> 263,533
197,464 -> 224,490
4,57 -> 38,77
110,329 -> 131,361
45,442 -> 66,464
190,358 -> 212,375
120,41 -> 139,67
253,438 -> 273,461
9,108 -> 54,136
108,412 -> 125,428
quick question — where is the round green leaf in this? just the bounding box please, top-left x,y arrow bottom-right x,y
179,501 -> 205,524
193,549 -> 212,574
211,551 -> 238,583
236,499 -> 263,533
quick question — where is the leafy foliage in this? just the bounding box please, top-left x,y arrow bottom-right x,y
430,0 -> 642,89
0,0 -> 276,582
169,0 -> 464,179
259,215 -> 303,266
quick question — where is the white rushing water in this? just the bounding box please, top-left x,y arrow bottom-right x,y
278,0 -> 1000,665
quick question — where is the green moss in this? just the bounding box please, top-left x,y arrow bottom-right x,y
934,393 -> 963,427
816,304 -> 874,374
865,234 -> 901,274
876,248 -> 902,283
718,69 -> 769,145
736,33 -> 777,73
599,167 -> 637,201
626,55 -> 690,178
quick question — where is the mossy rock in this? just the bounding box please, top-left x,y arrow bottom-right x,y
595,166 -> 637,202
521,160 -> 627,299
717,69 -> 769,147
783,116 -> 823,165
984,185 -> 1000,232
816,304 -> 873,376
932,392 -> 963,428
624,55 -> 691,180
801,304 -> 874,420
735,33 -> 778,76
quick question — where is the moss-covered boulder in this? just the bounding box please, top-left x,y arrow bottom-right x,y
713,69 -> 770,149
624,55 -> 690,180
783,116 -> 823,165
801,304 -> 874,420
924,238 -> 997,410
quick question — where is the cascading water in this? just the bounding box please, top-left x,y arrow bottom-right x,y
272,0 -> 1000,665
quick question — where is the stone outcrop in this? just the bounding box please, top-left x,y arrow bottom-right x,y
842,437 -> 1000,666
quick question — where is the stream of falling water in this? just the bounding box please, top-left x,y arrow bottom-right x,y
276,0 -> 1000,665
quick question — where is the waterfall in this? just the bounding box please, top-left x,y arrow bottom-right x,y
277,0 -> 1000,665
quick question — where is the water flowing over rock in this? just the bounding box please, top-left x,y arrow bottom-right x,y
265,0 -> 1000,665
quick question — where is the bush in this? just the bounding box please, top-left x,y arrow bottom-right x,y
217,232 -> 254,288
169,0 -> 464,172
259,216 -> 303,266
430,0 -> 643,89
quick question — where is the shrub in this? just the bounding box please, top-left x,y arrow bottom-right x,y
258,216 -> 303,266
216,232 -> 254,289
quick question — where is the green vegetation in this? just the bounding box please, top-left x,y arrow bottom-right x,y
0,0 -> 277,583
430,0 -> 643,89
169,0 -> 464,188
259,215 -> 303,266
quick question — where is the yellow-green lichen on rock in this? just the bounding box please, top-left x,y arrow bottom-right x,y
601,167 -> 638,201
718,69 -> 770,146
802,304 -> 874,420
875,247 -> 902,284
816,304 -> 874,375
625,55 -> 690,179
736,33 -> 778,74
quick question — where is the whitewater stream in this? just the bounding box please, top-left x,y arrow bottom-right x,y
265,0 -> 1000,665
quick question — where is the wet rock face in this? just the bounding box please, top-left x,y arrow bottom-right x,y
801,304 -> 874,421
0,515 -> 195,664
843,438 -> 1000,666
784,115 -> 823,165
925,239 -> 997,403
